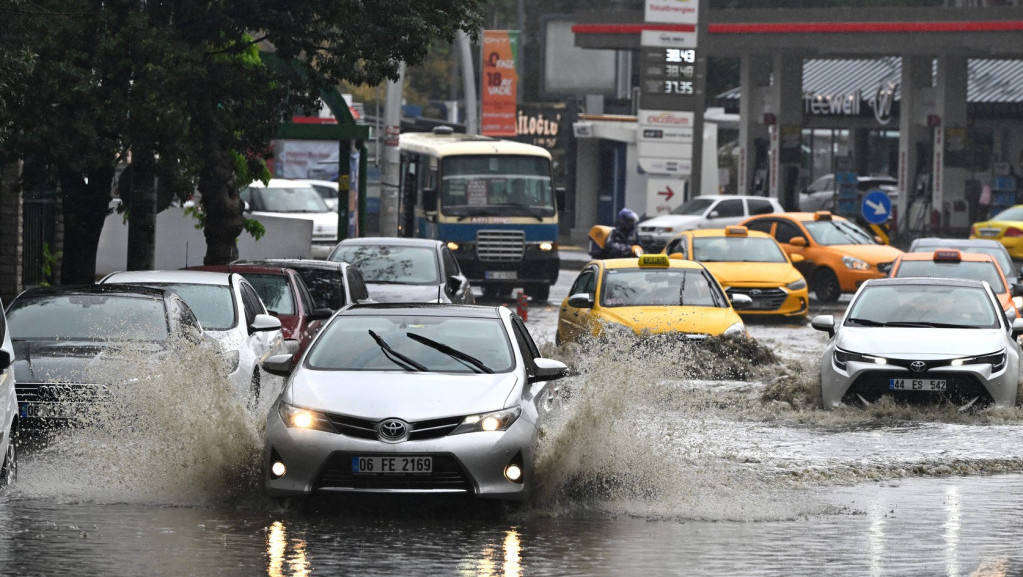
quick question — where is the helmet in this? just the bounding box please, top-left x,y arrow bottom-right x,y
617,208 -> 639,229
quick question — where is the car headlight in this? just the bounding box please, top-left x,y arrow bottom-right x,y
451,407 -> 521,435
833,348 -> 887,370
842,255 -> 870,271
786,278 -> 807,291
950,350 -> 1007,372
723,321 -> 746,337
278,402 -> 335,432
538,241 -> 554,251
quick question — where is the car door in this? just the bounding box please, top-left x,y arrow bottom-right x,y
559,265 -> 599,342
773,219 -> 816,278
705,198 -> 746,228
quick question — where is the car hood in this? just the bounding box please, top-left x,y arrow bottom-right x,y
702,262 -> 803,285
826,244 -> 903,263
597,306 -> 742,335
366,283 -> 445,303
639,215 -> 706,230
12,340 -> 165,384
835,326 -> 1009,357
287,370 -> 521,421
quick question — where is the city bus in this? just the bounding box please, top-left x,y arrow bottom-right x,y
398,127 -> 562,302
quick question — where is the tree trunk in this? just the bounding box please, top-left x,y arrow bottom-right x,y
199,141 -> 243,265
60,166 -> 114,284
126,152 -> 157,270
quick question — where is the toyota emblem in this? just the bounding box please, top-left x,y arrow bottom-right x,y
910,361 -> 927,373
749,289 -> 762,297
378,419 -> 409,441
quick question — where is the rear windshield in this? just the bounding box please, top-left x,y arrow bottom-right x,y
894,261 -> 1007,294
8,294 -> 170,341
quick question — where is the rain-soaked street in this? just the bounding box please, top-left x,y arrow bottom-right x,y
5,273 -> 1023,576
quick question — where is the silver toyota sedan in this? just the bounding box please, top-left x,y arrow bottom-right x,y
812,277 -> 1023,410
261,303 -> 568,501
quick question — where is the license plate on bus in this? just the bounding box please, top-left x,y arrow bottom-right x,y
889,378 -> 947,392
485,271 -> 517,280
351,456 -> 432,474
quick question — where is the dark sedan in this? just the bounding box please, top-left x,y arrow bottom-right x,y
230,258 -> 372,312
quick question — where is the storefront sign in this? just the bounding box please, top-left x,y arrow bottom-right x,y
803,81 -> 900,126
645,0 -> 699,25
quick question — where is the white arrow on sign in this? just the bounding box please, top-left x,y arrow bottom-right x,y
865,198 -> 888,216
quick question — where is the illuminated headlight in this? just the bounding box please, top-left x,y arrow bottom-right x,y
452,407 -> 521,434
447,241 -> 460,251
951,350 -> 1007,371
842,256 -> 870,271
278,402 -> 334,432
723,322 -> 746,337
658,227 -> 673,233
833,348 -> 887,370
786,278 -> 807,291
538,241 -> 554,251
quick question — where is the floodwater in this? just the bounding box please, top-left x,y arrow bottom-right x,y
5,281 -> 1023,576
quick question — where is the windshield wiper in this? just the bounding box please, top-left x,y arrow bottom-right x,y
406,332 -> 493,373
882,321 -> 965,329
368,330 -> 427,372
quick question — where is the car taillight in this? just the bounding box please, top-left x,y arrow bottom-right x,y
1005,227 -> 1023,238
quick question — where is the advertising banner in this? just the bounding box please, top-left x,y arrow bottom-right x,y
481,30 -> 519,136
271,140 -> 339,180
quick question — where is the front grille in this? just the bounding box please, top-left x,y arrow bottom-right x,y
842,371 -> 994,406
877,261 -> 893,274
476,230 -> 525,262
727,287 -> 787,310
314,452 -> 473,492
324,412 -> 463,441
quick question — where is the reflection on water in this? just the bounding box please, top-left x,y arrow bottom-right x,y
267,521 -> 309,577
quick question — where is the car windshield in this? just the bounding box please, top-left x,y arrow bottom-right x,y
142,283 -> 237,331
439,156 -> 556,219
692,236 -> 787,263
305,315 -> 514,373
893,260 -> 1008,294
330,245 -> 439,285
250,186 -> 329,213
670,198 -> 715,216
600,268 -> 724,308
7,294 -> 170,341
803,219 -> 877,245
845,283 -> 999,329
242,274 -> 295,315
990,206 -> 1023,221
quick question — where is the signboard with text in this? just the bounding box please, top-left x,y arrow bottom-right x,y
645,0 -> 699,25
481,30 -> 519,136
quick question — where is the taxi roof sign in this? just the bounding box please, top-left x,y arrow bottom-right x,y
933,249 -> 962,262
724,226 -> 749,237
813,211 -> 833,221
638,254 -> 670,268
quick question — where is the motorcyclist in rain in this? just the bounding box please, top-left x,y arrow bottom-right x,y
602,208 -> 641,258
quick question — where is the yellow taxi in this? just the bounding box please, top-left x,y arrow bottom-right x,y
739,211 -> 903,303
888,249 -> 1022,321
662,226 -> 809,317
555,254 -> 750,344
970,205 -> 1023,259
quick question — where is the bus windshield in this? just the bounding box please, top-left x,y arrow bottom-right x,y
439,155 -> 555,219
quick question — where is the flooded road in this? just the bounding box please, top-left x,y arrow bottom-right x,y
4,277 -> 1023,576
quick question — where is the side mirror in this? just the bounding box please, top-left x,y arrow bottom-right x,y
790,253 -> 805,263
530,357 -> 568,383
708,210 -> 720,219
1011,318 -> 1023,339
308,307 -> 333,321
567,293 -> 595,308
811,314 -> 836,338
555,187 -> 566,210
0,348 -> 10,370
250,313 -> 282,334
1012,283 -> 1023,298
729,293 -> 753,310
448,275 -> 464,293
789,237 -> 808,248
422,188 -> 438,212
262,353 -> 294,377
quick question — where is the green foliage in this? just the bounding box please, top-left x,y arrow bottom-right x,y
243,217 -> 266,241
39,242 -> 61,287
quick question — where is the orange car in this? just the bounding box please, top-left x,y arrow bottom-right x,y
740,211 -> 903,303
888,249 -> 1023,321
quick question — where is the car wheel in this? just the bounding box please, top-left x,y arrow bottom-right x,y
249,368 -> 261,407
526,284 -> 550,304
555,330 -> 563,346
0,429 -> 17,487
813,268 -> 842,303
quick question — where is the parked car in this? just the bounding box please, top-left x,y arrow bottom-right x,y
239,179 -> 338,258
231,258 -> 372,311
798,174 -> 898,212
970,204 -> 1023,259
637,195 -> 784,252
327,237 -> 475,304
187,264 -> 333,362
0,298 -> 17,486
812,277 -> 1023,410
260,303 -> 568,501
740,211 -> 903,303
5,284 -> 207,430
99,270 -> 286,402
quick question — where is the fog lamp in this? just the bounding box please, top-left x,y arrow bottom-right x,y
271,461 -> 287,478
504,464 -> 522,482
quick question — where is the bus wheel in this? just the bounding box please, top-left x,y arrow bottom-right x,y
526,284 -> 550,304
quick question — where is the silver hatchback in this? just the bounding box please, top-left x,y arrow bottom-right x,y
261,303 -> 567,501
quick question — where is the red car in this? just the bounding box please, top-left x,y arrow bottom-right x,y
187,264 -> 332,361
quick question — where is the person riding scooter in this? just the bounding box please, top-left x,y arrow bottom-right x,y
589,208 -> 643,259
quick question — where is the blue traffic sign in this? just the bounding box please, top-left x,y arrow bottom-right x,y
861,190 -> 892,225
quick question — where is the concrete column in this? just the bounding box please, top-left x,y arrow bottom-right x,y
767,54 -> 803,209
897,55 -> 932,236
738,54 -> 771,195
0,160 -> 23,303
934,54 -> 969,231
572,138 -> 601,244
